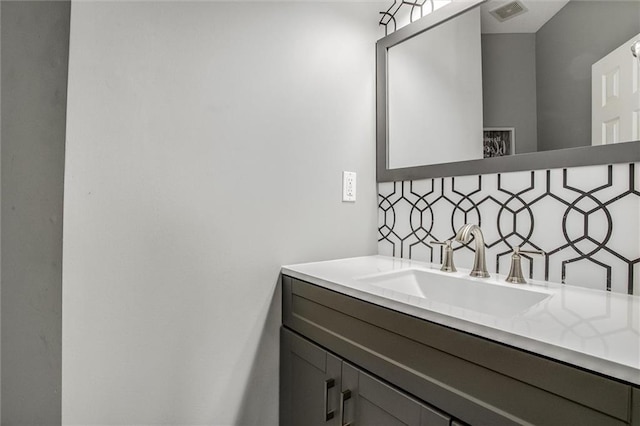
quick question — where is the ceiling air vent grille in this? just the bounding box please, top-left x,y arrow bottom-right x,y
490,1 -> 528,22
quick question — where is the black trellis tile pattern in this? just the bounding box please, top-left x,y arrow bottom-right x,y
378,163 -> 640,295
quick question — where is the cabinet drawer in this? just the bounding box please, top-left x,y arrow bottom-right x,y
283,275 -> 634,425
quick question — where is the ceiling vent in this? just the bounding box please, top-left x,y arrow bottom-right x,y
489,1 -> 528,22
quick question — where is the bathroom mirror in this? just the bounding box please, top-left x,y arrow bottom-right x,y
377,0 -> 640,181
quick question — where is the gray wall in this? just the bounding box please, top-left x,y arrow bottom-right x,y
482,33 -> 537,154
1,1 -> 70,424
536,1 -> 640,152
62,2 -> 381,424
1,4 -> 3,420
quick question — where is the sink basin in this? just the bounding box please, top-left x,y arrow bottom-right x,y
358,269 -> 551,317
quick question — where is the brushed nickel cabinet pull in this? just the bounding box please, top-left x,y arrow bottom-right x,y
340,389 -> 352,426
324,378 -> 335,421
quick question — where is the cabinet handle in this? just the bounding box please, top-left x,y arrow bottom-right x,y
324,378 -> 335,421
340,389 -> 352,426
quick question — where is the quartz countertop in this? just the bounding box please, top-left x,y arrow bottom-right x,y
282,255 -> 640,386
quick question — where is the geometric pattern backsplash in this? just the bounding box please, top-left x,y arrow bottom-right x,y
378,162 -> 640,295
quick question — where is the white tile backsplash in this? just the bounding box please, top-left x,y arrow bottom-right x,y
378,163 -> 640,294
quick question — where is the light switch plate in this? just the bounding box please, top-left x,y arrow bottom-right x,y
343,171 -> 356,202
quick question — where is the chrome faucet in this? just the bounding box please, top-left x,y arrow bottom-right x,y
454,224 -> 489,278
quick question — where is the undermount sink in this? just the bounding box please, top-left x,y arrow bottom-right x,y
357,269 -> 551,317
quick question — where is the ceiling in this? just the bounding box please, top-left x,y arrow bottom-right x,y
480,0 -> 570,33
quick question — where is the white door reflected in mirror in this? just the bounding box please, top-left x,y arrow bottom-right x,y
592,32 -> 640,146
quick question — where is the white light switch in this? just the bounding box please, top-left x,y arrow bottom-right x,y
342,171 -> 356,202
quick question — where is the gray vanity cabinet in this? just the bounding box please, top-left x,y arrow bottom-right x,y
342,362 -> 452,426
281,327 -> 452,426
281,275 -> 639,425
280,327 -> 342,426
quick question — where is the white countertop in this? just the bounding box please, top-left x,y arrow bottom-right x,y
282,255 -> 640,386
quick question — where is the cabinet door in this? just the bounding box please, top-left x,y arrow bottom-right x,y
341,363 -> 450,426
281,328 -> 341,426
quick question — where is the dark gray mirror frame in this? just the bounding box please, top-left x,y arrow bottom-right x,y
376,0 -> 640,182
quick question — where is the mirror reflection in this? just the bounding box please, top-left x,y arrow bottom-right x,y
387,0 -> 640,170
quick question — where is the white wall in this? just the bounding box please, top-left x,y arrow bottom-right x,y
63,2 -> 381,424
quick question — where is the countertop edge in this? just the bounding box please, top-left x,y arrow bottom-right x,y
281,266 -> 640,387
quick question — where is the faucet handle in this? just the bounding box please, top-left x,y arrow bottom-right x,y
506,246 -> 545,284
429,240 -> 457,273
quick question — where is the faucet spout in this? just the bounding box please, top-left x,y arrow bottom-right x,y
455,224 -> 490,278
